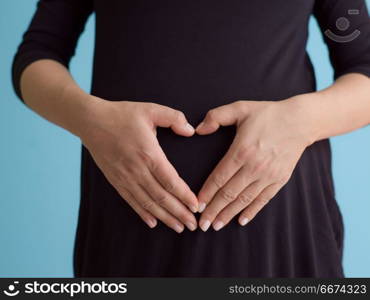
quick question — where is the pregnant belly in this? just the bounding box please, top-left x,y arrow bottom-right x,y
91,79 -> 313,195
91,50 -> 315,194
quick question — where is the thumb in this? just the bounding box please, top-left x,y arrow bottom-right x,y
196,102 -> 245,135
150,104 -> 195,137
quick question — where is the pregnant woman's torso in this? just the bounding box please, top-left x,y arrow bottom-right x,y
74,0 -> 345,277
90,0 -> 318,192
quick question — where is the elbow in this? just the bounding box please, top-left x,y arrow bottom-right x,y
11,47 -> 70,105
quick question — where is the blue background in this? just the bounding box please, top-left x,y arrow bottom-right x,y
0,1 -> 369,277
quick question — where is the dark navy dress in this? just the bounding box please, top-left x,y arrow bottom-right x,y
12,0 -> 370,277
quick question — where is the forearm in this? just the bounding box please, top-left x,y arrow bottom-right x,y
20,59 -> 100,137
290,73 -> 370,143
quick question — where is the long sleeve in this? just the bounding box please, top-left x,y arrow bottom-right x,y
11,0 -> 93,102
313,0 -> 370,80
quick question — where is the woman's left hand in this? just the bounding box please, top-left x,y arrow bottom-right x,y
196,96 -> 317,231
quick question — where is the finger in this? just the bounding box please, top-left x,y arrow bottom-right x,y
210,180 -> 268,230
197,137 -> 246,213
149,103 -> 195,137
149,145 -> 199,213
129,182 -> 185,233
195,101 -> 246,135
238,183 -> 282,225
139,170 -> 197,231
117,185 -> 157,229
198,165 -> 257,230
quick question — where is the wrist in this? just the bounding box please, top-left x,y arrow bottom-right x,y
60,83 -> 106,139
281,93 -> 323,146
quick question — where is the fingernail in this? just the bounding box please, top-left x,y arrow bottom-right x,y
147,219 -> 157,228
174,224 -> 184,233
200,220 -> 211,232
198,202 -> 206,213
196,122 -> 205,131
186,222 -> 197,231
213,221 -> 224,231
186,123 -> 195,132
190,204 -> 198,213
240,217 -> 249,226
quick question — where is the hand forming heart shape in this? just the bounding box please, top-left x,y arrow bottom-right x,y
83,96 -> 314,233
190,97 -> 314,231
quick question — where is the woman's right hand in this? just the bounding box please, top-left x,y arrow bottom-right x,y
79,97 -> 199,233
